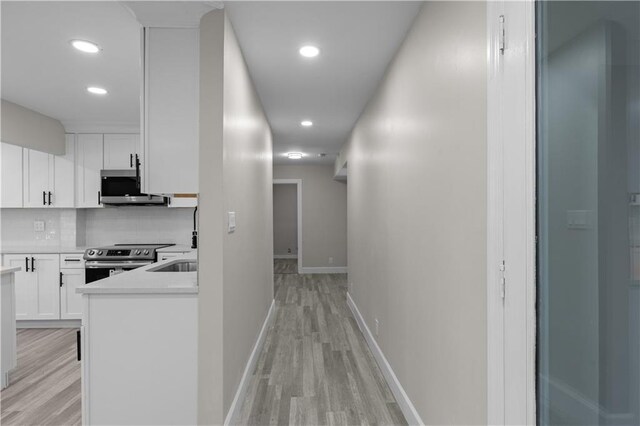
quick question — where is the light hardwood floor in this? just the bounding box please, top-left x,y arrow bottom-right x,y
238,262 -> 407,425
274,258 -> 298,274
1,328 -> 81,426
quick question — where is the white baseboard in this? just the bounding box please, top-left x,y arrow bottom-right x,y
300,266 -> 347,274
543,375 -> 636,426
224,299 -> 276,426
17,319 -> 81,328
347,292 -> 424,425
274,254 -> 298,259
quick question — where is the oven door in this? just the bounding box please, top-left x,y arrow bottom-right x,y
85,261 -> 152,284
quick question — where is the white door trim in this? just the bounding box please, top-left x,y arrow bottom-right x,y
273,179 -> 302,274
486,1 -> 537,424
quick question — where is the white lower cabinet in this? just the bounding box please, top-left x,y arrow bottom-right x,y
81,292 -> 197,425
60,270 -> 83,319
4,254 -> 60,320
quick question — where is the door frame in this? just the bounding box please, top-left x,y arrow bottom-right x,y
273,179 -> 302,274
486,0 -> 537,424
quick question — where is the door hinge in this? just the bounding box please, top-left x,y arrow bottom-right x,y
499,260 -> 506,301
499,15 -> 506,55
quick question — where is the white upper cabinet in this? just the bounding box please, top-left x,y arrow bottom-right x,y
0,142 -> 23,208
52,134 -> 75,207
104,134 -> 140,170
23,148 -> 54,208
144,27 -> 199,195
76,134 -> 104,208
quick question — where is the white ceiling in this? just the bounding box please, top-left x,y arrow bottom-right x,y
1,1 -> 141,132
225,1 -> 422,165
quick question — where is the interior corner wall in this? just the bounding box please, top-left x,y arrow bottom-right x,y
221,12 -> 274,418
273,164 -> 347,268
346,2 -> 487,424
198,8 -> 225,425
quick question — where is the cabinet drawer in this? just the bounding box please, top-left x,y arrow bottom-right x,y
60,253 -> 85,269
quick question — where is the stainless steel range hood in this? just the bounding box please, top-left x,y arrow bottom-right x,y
100,169 -> 168,206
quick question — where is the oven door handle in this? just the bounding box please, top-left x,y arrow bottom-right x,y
85,261 -> 152,269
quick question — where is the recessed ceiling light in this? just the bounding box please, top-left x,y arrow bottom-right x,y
299,45 -> 319,58
287,152 -> 304,160
87,86 -> 108,95
71,39 -> 100,53
300,120 -> 313,127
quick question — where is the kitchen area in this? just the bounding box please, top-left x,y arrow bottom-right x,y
0,2 -> 208,425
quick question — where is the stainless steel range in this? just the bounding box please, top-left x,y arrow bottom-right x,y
84,244 -> 174,283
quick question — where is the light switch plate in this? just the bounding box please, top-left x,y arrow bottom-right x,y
228,212 -> 236,233
34,220 -> 45,232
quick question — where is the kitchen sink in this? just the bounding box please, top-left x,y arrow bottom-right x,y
148,260 -> 197,272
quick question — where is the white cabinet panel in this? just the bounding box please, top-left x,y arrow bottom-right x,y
76,134 -> 103,208
4,255 -> 34,320
23,149 -> 53,208
104,134 -> 139,170
52,134 -> 75,207
0,142 -> 23,207
60,268 -> 84,319
144,28 -> 199,194
31,254 -> 60,320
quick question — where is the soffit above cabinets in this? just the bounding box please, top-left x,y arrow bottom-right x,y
120,1 -> 223,28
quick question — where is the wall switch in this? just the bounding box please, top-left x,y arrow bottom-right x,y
567,210 -> 592,230
228,212 -> 236,233
34,220 -> 45,232
328,257 -> 334,265
375,318 -> 379,337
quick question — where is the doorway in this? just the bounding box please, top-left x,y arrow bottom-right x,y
273,179 -> 302,280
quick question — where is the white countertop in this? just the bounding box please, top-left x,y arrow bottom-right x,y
157,244 -> 196,253
77,253 -> 198,295
0,266 -> 21,275
0,246 -> 88,254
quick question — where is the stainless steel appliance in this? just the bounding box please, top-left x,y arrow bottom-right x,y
100,169 -> 167,206
84,244 -> 174,283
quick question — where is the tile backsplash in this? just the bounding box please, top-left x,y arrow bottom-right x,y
1,207 -> 194,249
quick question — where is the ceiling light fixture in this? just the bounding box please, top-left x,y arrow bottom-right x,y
299,45 -> 320,58
71,39 -> 100,53
287,152 -> 304,160
300,120 -> 313,127
87,86 -> 108,95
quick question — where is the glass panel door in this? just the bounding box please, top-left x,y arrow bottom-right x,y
537,2 -> 640,425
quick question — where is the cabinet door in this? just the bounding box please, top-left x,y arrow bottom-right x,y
23,149 -> 53,208
0,142 -> 23,207
145,28 -> 199,194
60,268 -> 84,319
3,255 -> 35,320
31,254 -> 60,320
52,134 -> 75,207
103,134 -> 139,170
76,134 -> 103,208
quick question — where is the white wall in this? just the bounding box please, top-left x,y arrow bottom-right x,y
273,184 -> 297,256
273,165 -> 347,268
342,2 -> 487,423
198,9 -> 273,424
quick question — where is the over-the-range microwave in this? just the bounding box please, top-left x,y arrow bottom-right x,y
100,169 -> 167,206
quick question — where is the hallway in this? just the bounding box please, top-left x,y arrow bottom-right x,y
236,261 -> 406,425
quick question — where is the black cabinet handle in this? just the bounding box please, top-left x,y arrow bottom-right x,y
25,257 -> 29,272
130,153 -> 133,168
135,154 -> 141,190
60,272 -> 63,287
31,257 -> 35,272
42,191 -> 46,205
76,330 -> 81,361
48,191 -> 52,205
98,191 -> 101,205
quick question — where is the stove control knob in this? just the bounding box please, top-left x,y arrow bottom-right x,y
135,250 -> 141,255
88,250 -> 95,256
143,250 -> 150,255
97,250 -> 104,255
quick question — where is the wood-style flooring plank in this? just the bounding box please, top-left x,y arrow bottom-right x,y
1,328 -> 81,426
237,264 -> 408,425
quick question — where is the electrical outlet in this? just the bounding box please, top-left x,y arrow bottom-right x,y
375,318 -> 379,337
33,220 -> 45,232
328,257 -> 334,265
